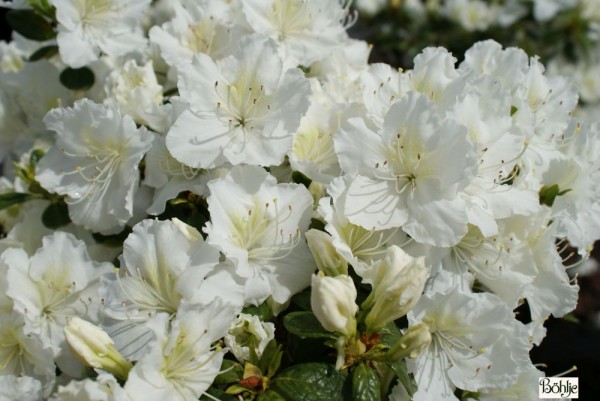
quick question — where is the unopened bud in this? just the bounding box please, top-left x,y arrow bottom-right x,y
306,229 -> 348,276
363,246 -> 428,332
311,273 -> 358,337
64,317 -> 132,381
386,322 -> 431,362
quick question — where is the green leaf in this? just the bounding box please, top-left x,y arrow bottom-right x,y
6,10 -> 56,41
387,360 -> 417,397
199,386 -> 237,401
26,0 -> 55,18
290,287 -> 312,311
539,184 -> 560,207
60,67 -> 95,90
42,201 -> 71,229
561,312 -> 580,324
92,227 -> 132,247
242,301 -> 274,322
213,359 -> 244,385
258,340 -> 283,378
283,311 -> 336,340
257,390 -> 286,401
29,45 -> 59,61
378,321 -> 403,348
271,363 -> 348,401
291,170 -> 312,187
0,193 -> 32,211
352,363 -> 381,401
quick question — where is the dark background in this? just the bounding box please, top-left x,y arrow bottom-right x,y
0,5 -> 599,400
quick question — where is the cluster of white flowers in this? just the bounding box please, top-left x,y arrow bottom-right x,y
0,0 -> 597,400
360,0 -> 600,127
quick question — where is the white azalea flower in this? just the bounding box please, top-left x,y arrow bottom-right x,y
224,313 -> 276,363
50,0 -> 151,68
125,302 -> 236,401
308,38 -> 371,104
149,0 -> 242,68
289,88 -> 342,185
446,224 -> 538,309
477,365 -> 545,401
532,0 -> 577,21
0,313 -> 55,388
3,232 -> 113,374
100,218 -> 238,360
542,122 -> 600,254
407,47 -> 459,102
166,35 -> 310,168
104,59 -> 167,131
49,373 -> 128,401
409,289 -> 530,400
442,0 -> 500,31
360,63 -> 410,127
36,99 -> 154,234
0,375 -> 43,401
335,92 -> 477,246
319,176 -> 411,281
241,0 -> 351,66
205,165 -> 315,305
143,134 -> 228,215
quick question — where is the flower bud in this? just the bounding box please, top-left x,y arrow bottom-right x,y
310,273 -> 358,337
363,246 -> 428,332
64,317 -> 132,381
306,229 -> 348,276
386,322 -> 431,362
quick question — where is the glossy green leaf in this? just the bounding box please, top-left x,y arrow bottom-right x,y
257,390 -> 286,401
539,184 -> 560,207
283,311 -> 336,339
29,45 -> 59,61
92,227 -> 132,247
258,340 -> 283,378
271,363 -> 347,401
242,301 -> 274,322
60,67 -> 95,90
213,359 -> 244,385
0,193 -> 32,211
6,10 -> 56,41
41,201 -> 71,229
352,363 -> 381,401
26,0 -> 55,18
387,360 -> 417,397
